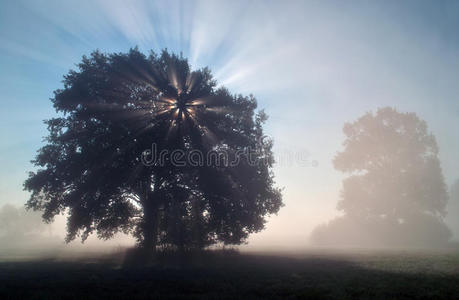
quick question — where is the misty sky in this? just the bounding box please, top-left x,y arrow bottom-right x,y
1,0 -> 458,249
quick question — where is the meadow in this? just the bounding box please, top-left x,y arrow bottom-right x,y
1,248 -> 458,299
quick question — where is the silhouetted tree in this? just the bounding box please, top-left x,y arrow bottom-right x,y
24,48 -> 282,254
311,107 -> 451,247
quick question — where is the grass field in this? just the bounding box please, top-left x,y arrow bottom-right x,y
1,248 -> 459,299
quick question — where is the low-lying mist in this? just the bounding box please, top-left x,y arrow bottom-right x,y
0,204 -> 134,262
1,198 -> 459,263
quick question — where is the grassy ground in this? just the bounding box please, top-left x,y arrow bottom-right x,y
0,248 -> 459,299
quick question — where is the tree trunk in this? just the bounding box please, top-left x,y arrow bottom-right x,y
191,197 -> 204,249
141,180 -> 159,258
142,201 -> 158,253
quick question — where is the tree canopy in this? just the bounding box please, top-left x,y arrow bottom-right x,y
24,48 -> 283,251
311,107 -> 451,247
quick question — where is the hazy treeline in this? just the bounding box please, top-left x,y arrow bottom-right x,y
0,204 -> 63,256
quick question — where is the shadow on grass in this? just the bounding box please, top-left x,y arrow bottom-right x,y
0,249 -> 458,299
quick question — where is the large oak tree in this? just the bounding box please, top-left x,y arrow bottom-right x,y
24,49 -> 282,252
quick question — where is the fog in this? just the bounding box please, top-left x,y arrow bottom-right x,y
446,179 -> 459,240
0,204 -> 134,261
2,143 -> 459,259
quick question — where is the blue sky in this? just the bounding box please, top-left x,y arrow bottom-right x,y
1,0 -> 459,247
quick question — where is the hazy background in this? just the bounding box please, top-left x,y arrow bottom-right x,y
1,0 -> 459,253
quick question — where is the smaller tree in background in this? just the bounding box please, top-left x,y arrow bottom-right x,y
311,107 -> 451,247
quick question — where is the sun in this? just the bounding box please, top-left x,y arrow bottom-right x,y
154,90 -> 205,124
